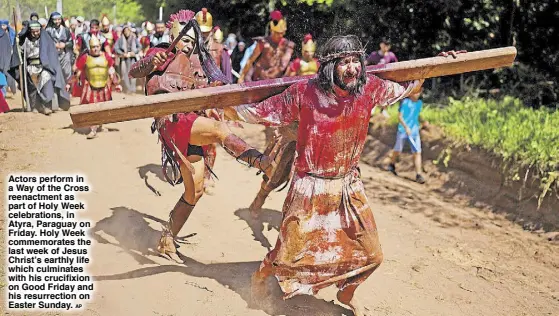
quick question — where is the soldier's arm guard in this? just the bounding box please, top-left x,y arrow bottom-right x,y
129,55 -> 156,78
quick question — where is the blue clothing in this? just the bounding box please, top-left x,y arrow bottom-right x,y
393,131 -> 421,153
398,98 -> 423,135
0,20 -> 15,45
240,42 -> 256,71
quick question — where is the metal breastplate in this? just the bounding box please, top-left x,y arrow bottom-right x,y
102,31 -> 114,48
299,59 -> 319,75
146,52 -> 209,95
253,38 -> 293,80
85,55 -> 109,89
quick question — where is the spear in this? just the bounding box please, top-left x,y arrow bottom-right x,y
69,46 -> 517,128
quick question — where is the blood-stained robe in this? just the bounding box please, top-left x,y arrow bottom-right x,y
234,75 -> 419,298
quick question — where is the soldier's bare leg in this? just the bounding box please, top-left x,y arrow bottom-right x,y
189,117 -> 275,178
158,155 -> 205,263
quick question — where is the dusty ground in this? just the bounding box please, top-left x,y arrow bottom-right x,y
1,93 -> 558,316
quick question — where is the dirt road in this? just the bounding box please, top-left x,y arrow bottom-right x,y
1,95 -> 558,316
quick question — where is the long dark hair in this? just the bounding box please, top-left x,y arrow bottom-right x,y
317,35 -> 367,95
188,20 -> 231,84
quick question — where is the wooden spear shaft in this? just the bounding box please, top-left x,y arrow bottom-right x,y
69,46 -> 517,128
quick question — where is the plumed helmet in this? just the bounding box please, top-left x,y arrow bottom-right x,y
89,34 -> 101,47
213,26 -> 223,43
101,14 -> 110,26
195,8 -> 213,33
302,34 -> 316,53
166,9 -> 196,39
269,10 -> 286,33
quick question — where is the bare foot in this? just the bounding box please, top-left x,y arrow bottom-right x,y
337,292 -> 371,316
157,235 -> 184,264
248,195 -> 266,219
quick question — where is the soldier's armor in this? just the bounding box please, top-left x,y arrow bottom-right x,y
253,37 -> 294,80
298,59 -> 319,75
81,33 -> 106,52
146,52 -> 209,96
102,30 -> 114,48
85,54 -> 109,89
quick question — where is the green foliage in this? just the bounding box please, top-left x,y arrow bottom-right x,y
0,0 -> 145,24
418,97 -> 559,204
115,0 -> 145,24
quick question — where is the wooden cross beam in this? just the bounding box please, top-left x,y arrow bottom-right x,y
69,46 -> 517,128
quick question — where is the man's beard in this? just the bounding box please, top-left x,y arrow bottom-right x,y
334,71 -> 360,94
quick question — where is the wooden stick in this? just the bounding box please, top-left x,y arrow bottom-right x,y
70,46 -> 517,128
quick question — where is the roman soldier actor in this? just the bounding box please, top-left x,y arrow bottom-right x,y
285,34 -> 319,76
100,15 -> 118,54
195,8 -> 232,82
193,8 -> 233,193
247,34 -> 320,214
74,19 -> 110,57
237,10 -> 294,83
46,11 -> 74,83
72,19 -> 111,97
20,20 -> 70,114
70,34 -> 121,139
237,11 -> 298,217
139,21 -> 154,56
128,10 -> 275,263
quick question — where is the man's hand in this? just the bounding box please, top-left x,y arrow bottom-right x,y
65,84 -> 71,92
438,50 -> 468,58
223,106 -> 240,121
209,80 -> 224,87
115,85 -> 123,92
405,127 -> 412,136
206,109 -> 221,121
152,52 -> 168,66
237,77 -> 245,83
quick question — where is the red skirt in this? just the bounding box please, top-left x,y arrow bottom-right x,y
80,82 -> 112,104
0,90 -> 9,113
159,112 -> 209,158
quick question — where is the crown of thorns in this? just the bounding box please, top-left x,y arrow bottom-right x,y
318,50 -> 366,63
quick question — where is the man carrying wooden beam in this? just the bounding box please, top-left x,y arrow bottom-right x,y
70,37 -> 515,313
224,35 -> 463,315
128,10 -> 275,263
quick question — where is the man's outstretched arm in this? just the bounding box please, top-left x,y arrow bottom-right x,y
224,82 -> 301,127
128,47 -> 169,78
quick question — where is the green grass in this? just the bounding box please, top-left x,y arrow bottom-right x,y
383,96 -> 559,205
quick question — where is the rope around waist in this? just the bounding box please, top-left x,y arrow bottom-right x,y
304,167 -> 361,180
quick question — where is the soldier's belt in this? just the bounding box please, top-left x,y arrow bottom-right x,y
27,58 -> 41,65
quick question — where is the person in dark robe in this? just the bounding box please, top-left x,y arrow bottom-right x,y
46,12 -> 74,83
0,24 -> 17,113
0,20 -> 17,96
230,41 -> 246,83
19,21 -> 70,114
114,25 -> 138,94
